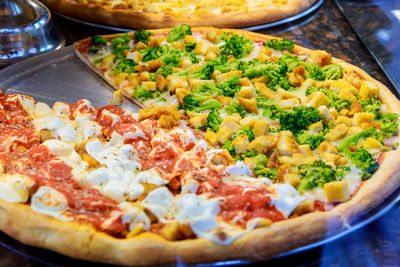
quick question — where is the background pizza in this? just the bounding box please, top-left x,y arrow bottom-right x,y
40,0 -> 319,29
0,26 -> 399,265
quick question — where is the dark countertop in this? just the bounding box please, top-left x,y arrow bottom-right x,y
1,0 -> 400,266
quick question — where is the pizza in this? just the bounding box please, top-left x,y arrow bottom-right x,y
0,26 -> 400,266
40,0 -> 318,29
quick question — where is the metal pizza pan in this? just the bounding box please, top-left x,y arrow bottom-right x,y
49,0 -> 324,33
0,45 -> 399,266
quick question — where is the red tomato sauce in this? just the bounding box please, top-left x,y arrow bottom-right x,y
0,95 -> 127,236
197,167 -> 285,228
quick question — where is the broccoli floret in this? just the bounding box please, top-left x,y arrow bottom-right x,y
220,33 -> 254,59
338,127 -> 376,153
149,73 -> 157,82
256,97 -> 283,119
330,98 -> 351,112
378,112 -> 399,137
295,130 -> 325,150
191,99 -> 222,113
133,86 -> 161,101
254,166 -> 278,179
264,38 -> 295,52
361,97 -> 381,118
113,58 -> 137,76
305,86 -> 320,96
189,63 -> 215,80
110,34 -> 131,49
263,63 -> 291,91
88,46 -> 99,54
278,107 -> 323,134
225,102 -> 247,118
255,154 -> 268,166
216,74 -> 241,97
232,126 -> 255,142
307,87 -> 350,112
167,24 -> 192,42
133,30 -> 153,44
185,43 -> 196,52
348,148 -> 379,179
200,110 -> 223,132
336,165 -> 350,178
297,160 -> 337,192
223,140 -> 236,156
304,62 -> 325,81
182,84 -> 224,111
91,35 -> 107,45
155,65 -> 173,78
278,53 -> 303,71
163,49 -> 185,66
244,63 -> 269,78
321,64 -> 342,80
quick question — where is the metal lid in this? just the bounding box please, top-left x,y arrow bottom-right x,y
0,0 -> 64,67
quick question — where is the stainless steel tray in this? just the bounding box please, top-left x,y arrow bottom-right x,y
51,0 -> 324,32
0,46 -> 399,266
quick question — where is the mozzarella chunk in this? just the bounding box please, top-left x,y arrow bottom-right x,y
0,174 -> 35,203
31,186 -> 71,221
226,161 -> 252,176
141,187 -> 174,222
271,183 -> 305,217
120,202 -> 150,231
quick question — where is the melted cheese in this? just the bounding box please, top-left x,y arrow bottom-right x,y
30,186 -> 72,221
0,174 -> 35,203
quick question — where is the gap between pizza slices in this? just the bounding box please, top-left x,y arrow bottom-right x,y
0,26 -> 399,266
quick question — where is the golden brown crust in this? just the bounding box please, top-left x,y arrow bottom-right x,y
0,197 -> 345,266
2,28 -> 400,265
41,0 -> 318,29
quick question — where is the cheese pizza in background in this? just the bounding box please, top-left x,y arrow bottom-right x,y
40,0 -> 318,29
0,25 -> 400,265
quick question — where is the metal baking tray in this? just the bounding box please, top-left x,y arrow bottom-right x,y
50,0 -> 324,32
0,46 -> 399,266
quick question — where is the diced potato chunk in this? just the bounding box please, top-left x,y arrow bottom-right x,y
110,90 -> 123,106
188,79 -> 214,90
247,135 -> 277,154
256,82 -> 277,99
284,173 -> 301,187
239,86 -> 256,99
330,79 -> 358,95
166,76 -> 189,93
156,74 -> 167,90
237,97 -> 258,114
184,35 -> 197,44
126,225 -> 145,238
214,70 -> 242,83
40,129 -> 53,142
305,91 -> 329,108
277,132 -> 297,156
308,121 -> 323,132
217,127 -> 233,144
359,80 -> 379,100
348,102 -> 363,116
253,120 -> 269,137
338,88 -> 357,102
310,50 -> 331,67
360,137 -> 383,150
175,88 -> 191,104
190,113 -> 208,128
244,157 -> 257,169
206,27 -> 218,43
335,115 -> 353,127
279,98 -> 300,109
240,117 -> 256,128
141,81 -> 157,91
254,218 -> 272,228
292,199 -> 313,215
232,135 -> 249,154
160,221 -> 182,241
354,112 -> 374,127
323,181 -> 350,202
204,130 -> 218,146
220,116 -> 241,131
324,123 -> 348,142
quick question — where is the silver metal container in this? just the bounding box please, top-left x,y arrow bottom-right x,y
0,0 -> 64,66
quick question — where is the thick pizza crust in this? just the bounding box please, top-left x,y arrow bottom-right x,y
0,198 -> 344,265
1,29 -> 400,265
41,0 -> 318,29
